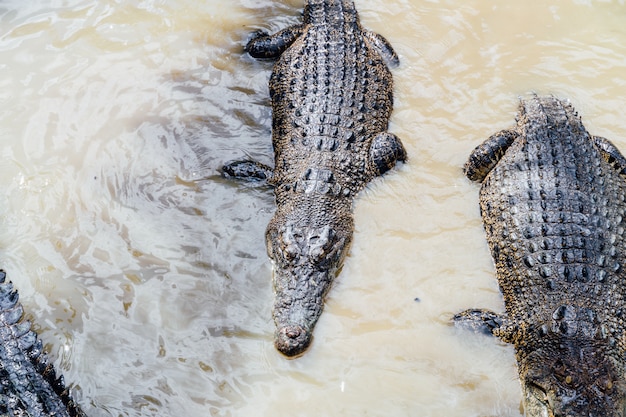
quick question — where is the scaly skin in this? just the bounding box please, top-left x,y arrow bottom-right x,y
223,0 -> 406,356
455,96 -> 626,416
0,270 -> 86,417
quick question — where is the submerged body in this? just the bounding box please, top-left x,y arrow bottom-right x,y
455,96 -> 626,416
0,270 -> 86,417
223,0 -> 406,356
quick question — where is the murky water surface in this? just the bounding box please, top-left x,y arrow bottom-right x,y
2,0 -> 626,416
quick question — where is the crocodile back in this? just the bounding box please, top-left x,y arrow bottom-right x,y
269,0 -> 394,204
0,271 -> 85,416
479,97 -> 626,347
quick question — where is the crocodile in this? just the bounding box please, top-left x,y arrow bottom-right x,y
0,270 -> 86,416
222,0 -> 406,356
454,95 -> 626,416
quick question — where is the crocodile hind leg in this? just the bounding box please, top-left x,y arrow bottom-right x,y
453,308 -> 517,343
221,160 -> 274,182
463,130 -> 518,182
245,25 -> 305,59
593,136 -> 626,178
369,132 -> 407,176
363,30 -> 399,67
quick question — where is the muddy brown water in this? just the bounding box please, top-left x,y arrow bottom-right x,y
1,1 -> 626,416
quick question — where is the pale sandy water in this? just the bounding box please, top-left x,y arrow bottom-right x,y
1,1 -> 626,416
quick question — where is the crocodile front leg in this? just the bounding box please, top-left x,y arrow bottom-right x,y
593,135 -> 626,178
453,308 -> 518,343
363,30 -> 399,67
245,25 -> 306,59
368,132 -> 407,176
221,160 -> 274,182
463,129 -> 518,182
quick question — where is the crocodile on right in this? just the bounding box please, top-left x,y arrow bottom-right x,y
0,270 -> 86,417
454,96 -> 626,416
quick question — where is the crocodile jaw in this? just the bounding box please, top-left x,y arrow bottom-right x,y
271,266 -> 336,357
266,210 -> 352,357
275,323 -> 311,357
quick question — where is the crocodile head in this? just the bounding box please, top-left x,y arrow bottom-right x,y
265,207 -> 353,357
519,341 -> 626,417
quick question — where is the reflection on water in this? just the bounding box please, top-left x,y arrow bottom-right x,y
1,0 -> 626,416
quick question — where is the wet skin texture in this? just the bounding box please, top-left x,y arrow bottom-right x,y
0,270 -> 86,417
223,0 -> 406,356
455,96 -> 626,416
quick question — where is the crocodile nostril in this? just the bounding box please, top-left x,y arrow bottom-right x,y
275,325 -> 312,357
285,326 -> 302,339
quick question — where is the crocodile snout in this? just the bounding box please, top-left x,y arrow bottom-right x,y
275,325 -> 312,357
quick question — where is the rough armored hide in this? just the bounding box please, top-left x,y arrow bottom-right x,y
455,96 -> 626,416
0,270 -> 86,417
222,0 -> 406,356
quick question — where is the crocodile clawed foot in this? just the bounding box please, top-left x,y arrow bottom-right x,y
275,325 -> 311,357
221,160 -> 274,182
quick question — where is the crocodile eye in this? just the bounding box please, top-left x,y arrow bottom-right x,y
597,376 -> 615,393
281,235 -> 300,261
308,227 -> 335,262
283,243 -> 298,261
271,226 -> 301,263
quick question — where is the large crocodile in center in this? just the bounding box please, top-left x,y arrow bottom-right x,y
455,96 -> 626,416
0,270 -> 86,416
222,0 -> 406,356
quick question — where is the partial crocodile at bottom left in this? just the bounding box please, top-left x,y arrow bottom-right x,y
0,270 -> 86,417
